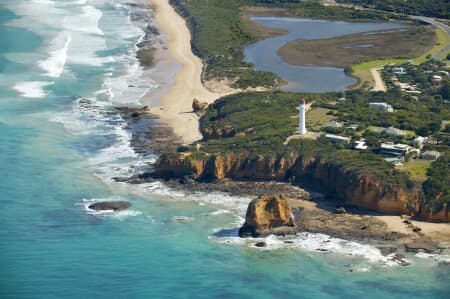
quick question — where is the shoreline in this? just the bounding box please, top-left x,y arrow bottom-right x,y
120,109 -> 450,254
144,0 -> 238,145
132,1 -> 450,249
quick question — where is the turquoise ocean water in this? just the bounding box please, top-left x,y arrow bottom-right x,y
0,1 -> 449,298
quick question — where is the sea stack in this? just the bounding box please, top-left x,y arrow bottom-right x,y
239,194 -> 296,237
299,98 -> 307,135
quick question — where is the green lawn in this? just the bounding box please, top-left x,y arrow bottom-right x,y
442,120 -> 450,130
351,58 -> 410,89
398,159 -> 432,183
413,27 -> 450,64
351,27 -> 450,89
306,108 -> 336,131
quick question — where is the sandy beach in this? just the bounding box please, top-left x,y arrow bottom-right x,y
146,0 -> 237,144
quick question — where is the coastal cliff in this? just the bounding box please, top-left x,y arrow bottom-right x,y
151,151 -> 446,220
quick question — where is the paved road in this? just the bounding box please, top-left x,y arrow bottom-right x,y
410,16 -> 450,60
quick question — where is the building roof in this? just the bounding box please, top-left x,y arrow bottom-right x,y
381,143 -> 410,151
325,134 -> 351,142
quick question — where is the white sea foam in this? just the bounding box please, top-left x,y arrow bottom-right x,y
49,97 -> 114,134
63,5 -> 104,36
212,232 -> 411,267
72,0 -> 88,4
13,81 -> 54,98
67,32 -> 113,66
31,0 -> 55,5
89,125 -> 137,164
106,57 -> 157,106
415,252 -> 450,264
209,210 -> 232,216
38,33 -> 71,78
6,1 -> 63,30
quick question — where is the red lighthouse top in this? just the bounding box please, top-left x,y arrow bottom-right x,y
300,98 -> 305,104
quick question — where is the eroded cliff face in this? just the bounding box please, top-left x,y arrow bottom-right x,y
419,205 -> 449,222
153,152 -> 447,222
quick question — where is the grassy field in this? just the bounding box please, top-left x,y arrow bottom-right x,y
351,27 -> 450,89
278,27 -> 436,68
306,108 -> 336,131
351,58 -> 410,88
414,27 -> 450,64
398,159 -> 432,183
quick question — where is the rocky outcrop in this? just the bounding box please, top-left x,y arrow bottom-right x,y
404,237 -> 441,253
239,195 -> 295,237
88,201 -> 131,211
419,204 -> 449,222
153,151 -> 427,218
192,99 -> 208,113
237,194 -> 408,240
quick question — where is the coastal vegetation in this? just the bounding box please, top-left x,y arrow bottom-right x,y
195,91 -> 413,187
159,1 -> 449,220
152,84 -> 449,219
421,152 -> 450,214
335,0 -> 450,19
245,0 -> 401,21
277,26 -> 436,68
314,89 -> 448,138
169,0 -> 405,89
170,0 -> 279,89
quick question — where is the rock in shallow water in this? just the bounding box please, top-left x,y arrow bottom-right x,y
88,201 -> 131,211
254,242 -> 267,248
404,237 -> 440,253
239,194 -> 295,237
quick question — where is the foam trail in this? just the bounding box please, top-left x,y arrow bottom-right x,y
212,232 -> 412,267
63,5 -> 104,35
416,252 -> 450,263
13,81 -> 54,98
31,0 -> 55,5
38,33 -> 71,78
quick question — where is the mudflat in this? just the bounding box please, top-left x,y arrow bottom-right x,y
278,27 -> 436,68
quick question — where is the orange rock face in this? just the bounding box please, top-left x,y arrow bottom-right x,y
153,152 -> 447,222
239,195 -> 295,237
419,205 -> 449,222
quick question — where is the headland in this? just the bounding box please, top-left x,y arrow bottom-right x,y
131,0 -> 450,251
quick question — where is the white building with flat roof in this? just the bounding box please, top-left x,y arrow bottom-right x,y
369,102 -> 394,112
325,134 -> 351,144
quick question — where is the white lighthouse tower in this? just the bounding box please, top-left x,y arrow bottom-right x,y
298,98 -> 307,135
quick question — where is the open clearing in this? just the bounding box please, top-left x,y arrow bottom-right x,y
398,159 -> 432,183
306,108 -> 336,130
